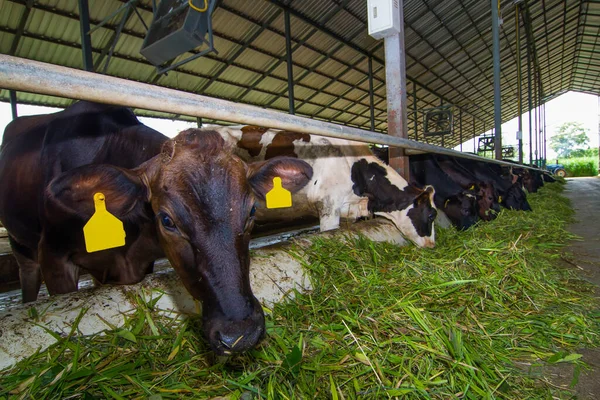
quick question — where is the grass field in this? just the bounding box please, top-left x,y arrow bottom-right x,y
558,157 -> 599,177
1,181 -> 599,399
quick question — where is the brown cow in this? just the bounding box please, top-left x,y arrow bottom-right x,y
0,102 -> 312,355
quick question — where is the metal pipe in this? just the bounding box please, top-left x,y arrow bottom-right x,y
9,90 -> 18,119
368,56 -> 375,131
516,4 -> 524,164
491,0 -> 502,160
384,0 -> 409,178
284,9 -> 295,114
78,0 -> 94,72
0,55 -> 544,170
197,117 -> 202,128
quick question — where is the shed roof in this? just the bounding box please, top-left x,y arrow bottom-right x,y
0,0 -> 598,149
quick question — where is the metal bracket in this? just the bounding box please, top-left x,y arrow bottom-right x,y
140,0 -> 219,75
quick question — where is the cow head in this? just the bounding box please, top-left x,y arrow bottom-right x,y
350,159 -> 437,248
441,192 -> 479,230
46,129 -> 313,355
501,183 -> 532,211
474,182 -> 501,221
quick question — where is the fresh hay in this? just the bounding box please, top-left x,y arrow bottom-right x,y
1,181 -> 599,399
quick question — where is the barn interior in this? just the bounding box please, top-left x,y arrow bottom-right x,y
1,0 -> 600,397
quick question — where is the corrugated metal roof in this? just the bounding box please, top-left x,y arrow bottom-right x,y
0,0 -> 598,148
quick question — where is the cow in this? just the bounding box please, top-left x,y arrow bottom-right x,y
433,154 -> 501,221
409,154 -> 480,230
455,158 -> 532,211
510,166 -> 544,193
0,101 -> 313,355
214,126 -> 437,248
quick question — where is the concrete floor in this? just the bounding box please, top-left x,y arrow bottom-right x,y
545,177 -> 600,398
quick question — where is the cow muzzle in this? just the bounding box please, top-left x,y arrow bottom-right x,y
204,296 -> 265,355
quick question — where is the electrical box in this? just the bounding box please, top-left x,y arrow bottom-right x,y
367,0 -> 401,40
516,130 -> 522,140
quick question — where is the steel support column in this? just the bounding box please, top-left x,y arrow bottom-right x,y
78,0 -> 94,72
516,4 -> 524,164
368,56 -> 375,130
413,81 -> 418,142
534,68 -> 539,166
459,109 -> 463,152
473,118 -> 476,153
542,102 -> 546,166
526,26 -> 533,166
384,0 -> 409,179
491,0 -> 502,160
9,90 -> 18,119
284,9 -> 295,114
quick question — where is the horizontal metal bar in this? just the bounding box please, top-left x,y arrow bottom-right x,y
0,55 -> 543,171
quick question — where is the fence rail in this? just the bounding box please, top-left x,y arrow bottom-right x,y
0,55 -> 540,170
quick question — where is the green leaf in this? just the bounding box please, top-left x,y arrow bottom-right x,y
116,329 -> 137,343
329,375 -> 338,400
282,345 -> 302,376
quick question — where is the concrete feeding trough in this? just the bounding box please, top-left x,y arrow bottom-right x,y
0,218 -> 411,370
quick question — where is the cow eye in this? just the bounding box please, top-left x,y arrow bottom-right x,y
428,210 -> 437,222
159,213 -> 176,230
250,204 -> 256,217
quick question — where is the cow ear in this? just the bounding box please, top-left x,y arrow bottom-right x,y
45,164 -> 148,223
247,157 -> 313,200
414,185 -> 435,205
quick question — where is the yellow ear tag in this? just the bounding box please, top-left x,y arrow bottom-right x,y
265,177 -> 292,209
498,195 -> 503,203
469,185 -> 475,190
83,193 -> 126,253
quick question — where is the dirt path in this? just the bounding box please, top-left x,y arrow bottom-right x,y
546,177 -> 600,398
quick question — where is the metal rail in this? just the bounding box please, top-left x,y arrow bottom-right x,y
0,55 -> 543,170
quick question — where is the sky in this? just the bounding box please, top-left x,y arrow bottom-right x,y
0,91 -> 598,163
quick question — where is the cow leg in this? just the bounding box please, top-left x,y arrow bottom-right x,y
318,198 -> 341,231
145,261 -> 155,275
38,242 -> 80,295
9,236 -> 42,303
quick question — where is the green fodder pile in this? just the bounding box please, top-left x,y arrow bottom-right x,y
1,182 -> 599,399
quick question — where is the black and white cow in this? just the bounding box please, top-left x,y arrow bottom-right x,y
409,154 -> 480,230
215,126 -> 438,248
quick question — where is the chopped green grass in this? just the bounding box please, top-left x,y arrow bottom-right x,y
1,181 -> 599,399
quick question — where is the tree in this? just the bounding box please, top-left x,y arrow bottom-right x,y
549,122 -> 590,158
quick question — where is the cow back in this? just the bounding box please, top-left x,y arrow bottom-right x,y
0,101 -> 167,251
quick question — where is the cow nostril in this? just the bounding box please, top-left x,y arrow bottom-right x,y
217,331 -> 245,351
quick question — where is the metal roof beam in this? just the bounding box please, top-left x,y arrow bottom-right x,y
0,27 -> 382,127
522,0 -> 545,98
193,9 -> 284,94
4,0 -> 388,122
568,0 -> 588,91
93,3 -> 136,72
267,0 -> 483,124
8,0 -> 34,56
262,0 -> 362,109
